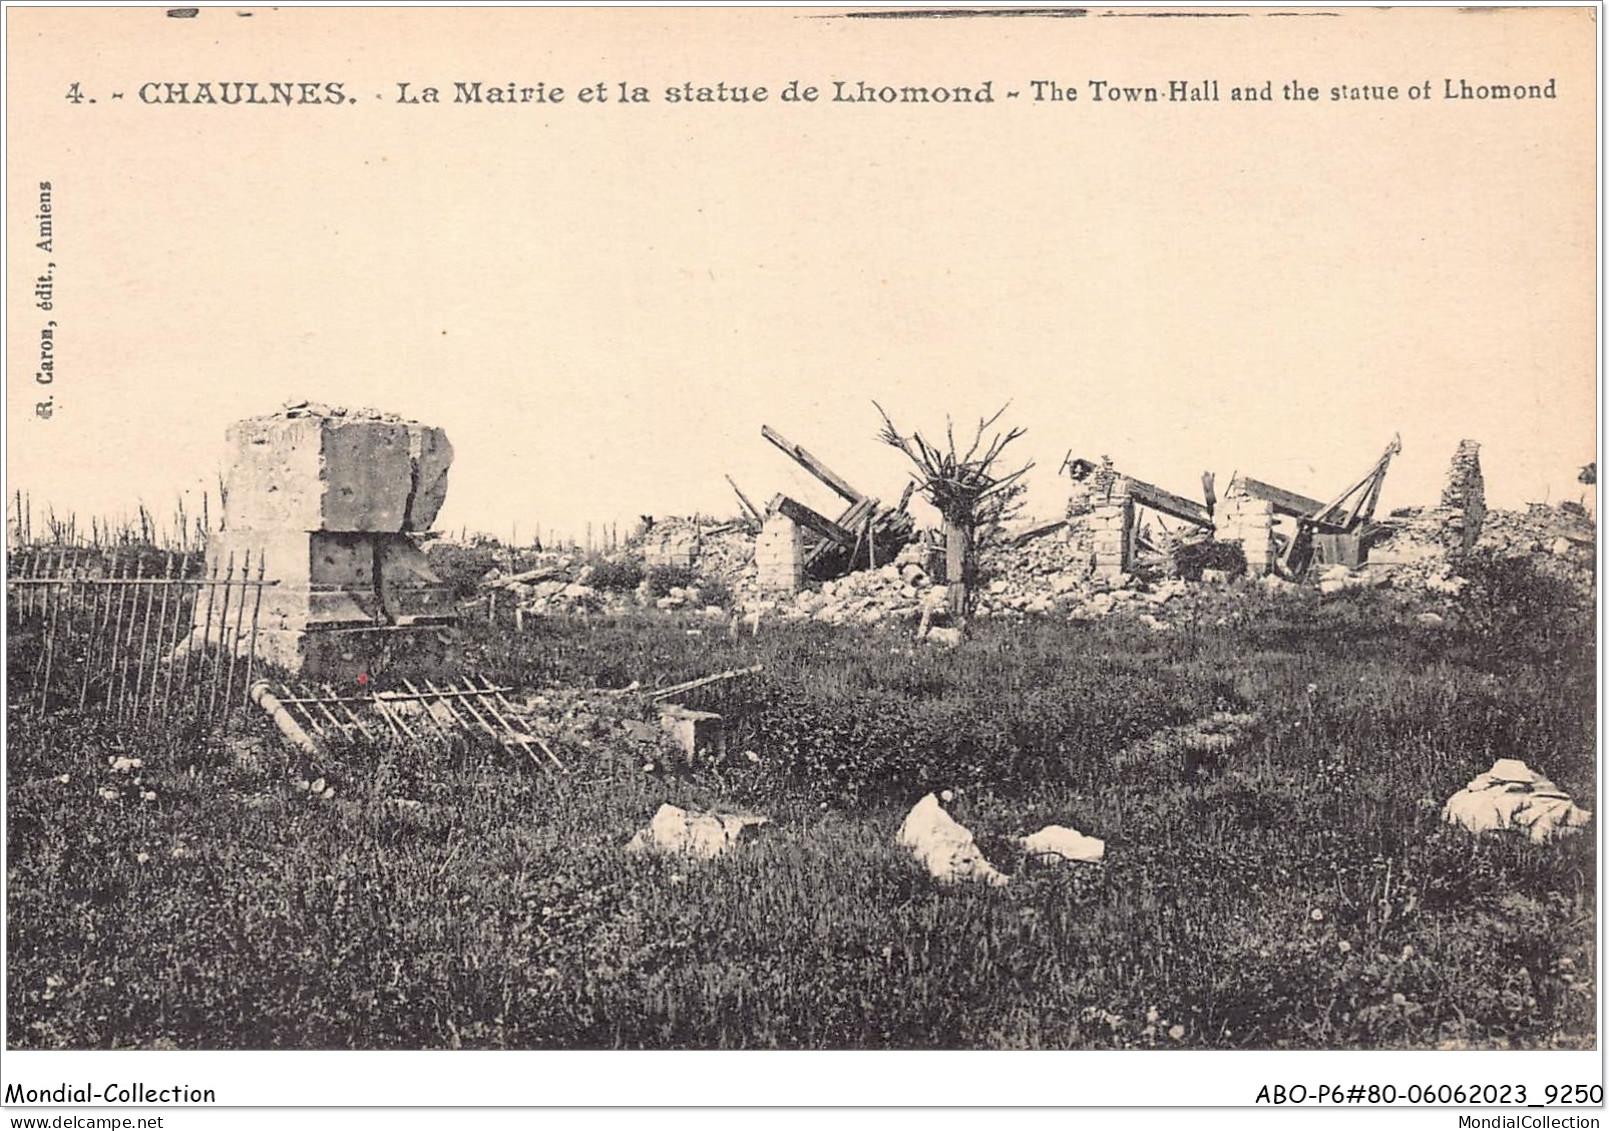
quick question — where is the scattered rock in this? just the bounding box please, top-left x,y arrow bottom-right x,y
1442,759 -> 1592,843
625,803 -> 768,860
1020,824 -> 1105,863
897,793 -> 1009,887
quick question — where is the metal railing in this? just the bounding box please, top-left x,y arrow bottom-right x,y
7,546 -> 272,718
253,675 -> 564,771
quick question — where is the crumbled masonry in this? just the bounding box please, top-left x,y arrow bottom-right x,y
897,793 -> 1009,887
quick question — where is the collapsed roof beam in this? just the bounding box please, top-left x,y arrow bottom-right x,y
1125,477 -> 1215,531
1231,476 -> 1327,520
1310,434 -> 1402,531
768,494 -> 856,546
761,425 -> 866,506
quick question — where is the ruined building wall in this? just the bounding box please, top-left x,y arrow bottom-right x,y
1436,440 -> 1485,557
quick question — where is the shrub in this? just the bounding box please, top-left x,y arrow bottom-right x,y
696,575 -> 734,610
1450,549 -> 1589,661
1174,539 -> 1248,581
425,541 -> 501,601
587,555 -> 644,593
644,564 -> 697,597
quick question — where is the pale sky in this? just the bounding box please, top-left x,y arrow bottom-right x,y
7,7 -> 1597,544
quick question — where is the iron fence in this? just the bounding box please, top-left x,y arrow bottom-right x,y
7,545 -> 272,718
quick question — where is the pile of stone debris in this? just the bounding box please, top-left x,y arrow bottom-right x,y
1363,500 -> 1595,600
732,533 -> 1202,631
1478,501 -> 1596,595
472,517 -> 758,619
468,491 -> 1592,633
483,557 -> 734,619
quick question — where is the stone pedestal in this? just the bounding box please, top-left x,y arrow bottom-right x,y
197,406 -> 457,682
755,514 -> 804,596
224,413 -> 451,533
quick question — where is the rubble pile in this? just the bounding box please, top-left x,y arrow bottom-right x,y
472,518 -> 760,617
1477,502 -> 1596,596
464,437 -> 1593,633
477,496 -> 1593,633
639,517 -> 758,585
1367,500 -> 1595,600
729,530 -> 1212,631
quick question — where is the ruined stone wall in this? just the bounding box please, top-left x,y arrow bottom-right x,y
1436,440 -> 1485,557
641,524 -> 700,569
1214,490 -> 1277,577
1089,479 -> 1136,580
755,514 -> 804,596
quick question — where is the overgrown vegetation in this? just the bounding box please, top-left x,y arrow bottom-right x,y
7,556 -> 1595,1050
642,563 -> 697,597
423,540 -> 501,601
585,555 -> 644,593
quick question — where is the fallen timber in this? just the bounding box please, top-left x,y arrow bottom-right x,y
1232,435 -> 1402,576
725,474 -> 765,531
1125,476 -> 1215,531
760,424 -> 916,578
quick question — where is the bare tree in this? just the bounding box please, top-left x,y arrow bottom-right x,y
874,401 -> 1032,620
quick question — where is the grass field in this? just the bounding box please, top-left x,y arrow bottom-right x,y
6,555 -> 1596,1049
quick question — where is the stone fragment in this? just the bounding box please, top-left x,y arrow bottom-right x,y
1442,759 -> 1592,843
377,537 -> 456,624
897,793 -> 1008,887
1020,824 -> 1106,863
405,424 -> 453,531
657,704 -> 725,760
625,803 -> 767,859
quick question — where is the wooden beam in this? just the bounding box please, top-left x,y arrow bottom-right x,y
1124,477 -> 1215,530
1010,520 -> 1068,547
833,496 -> 879,534
725,474 -> 763,526
771,495 -> 856,546
1231,476 -> 1327,519
761,425 -> 865,505
1311,436 -> 1402,531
